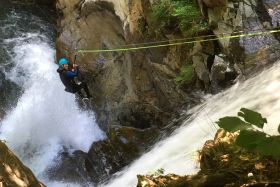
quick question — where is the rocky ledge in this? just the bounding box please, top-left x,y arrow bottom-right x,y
137,129 -> 280,187
0,141 -> 45,187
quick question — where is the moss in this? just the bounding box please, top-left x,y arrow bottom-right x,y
175,64 -> 196,86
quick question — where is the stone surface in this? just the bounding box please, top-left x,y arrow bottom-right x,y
0,71 -> 22,113
203,0 -> 280,74
86,125 -> 158,183
203,0 -> 227,8
0,141 -> 46,187
193,55 -> 210,90
47,150 -> 93,185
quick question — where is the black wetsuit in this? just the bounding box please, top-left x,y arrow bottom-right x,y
57,66 -> 91,98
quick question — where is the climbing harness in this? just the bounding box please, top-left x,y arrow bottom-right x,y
76,29 -> 280,54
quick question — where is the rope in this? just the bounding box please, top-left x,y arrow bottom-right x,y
76,29 -> 280,54
109,28 -> 268,48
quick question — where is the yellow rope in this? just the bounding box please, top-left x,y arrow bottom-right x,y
76,29 -> 280,54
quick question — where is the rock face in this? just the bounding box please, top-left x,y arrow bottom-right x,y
56,0 -> 188,132
200,0 -> 280,74
194,0 -> 280,92
0,141 -> 45,187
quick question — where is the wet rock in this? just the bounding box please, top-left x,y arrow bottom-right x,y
0,71 -> 22,112
0,109 -> 5,120
0,141 -> 46,187
47,150 -> 93,185
86,126 -> 158,183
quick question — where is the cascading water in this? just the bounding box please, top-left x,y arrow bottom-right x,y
0,2 -> 104,186
104,61 -> 280,187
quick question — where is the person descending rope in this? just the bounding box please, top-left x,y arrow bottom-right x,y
57,57 -> 92,99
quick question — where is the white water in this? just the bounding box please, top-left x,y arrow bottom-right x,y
105,62 -> 280,187
0,21 -> 105,186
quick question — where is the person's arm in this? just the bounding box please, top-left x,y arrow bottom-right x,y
66,66 -> 80,77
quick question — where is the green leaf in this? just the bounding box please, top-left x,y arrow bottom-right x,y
238,108 -> 267,128
235,130 -> 266,149
278,124 -> 280,134
257,136 -> 280,160
216,116 -> 252,132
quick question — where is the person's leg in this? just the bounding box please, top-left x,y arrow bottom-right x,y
77,90 -> 84,98
73,85 -> 85,98
80,82 -> 92,98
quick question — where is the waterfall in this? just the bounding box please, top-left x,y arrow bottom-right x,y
104,61 -> 280,187
0,5 -> 104,186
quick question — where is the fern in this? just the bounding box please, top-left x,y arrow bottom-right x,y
151,0 -> 207,35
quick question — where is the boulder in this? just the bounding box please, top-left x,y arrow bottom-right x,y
210,55 -> 238,91
86,125 -> 158,183
46,150 -> 93,185
210,55 -> 227,82
193,55 -> 210,90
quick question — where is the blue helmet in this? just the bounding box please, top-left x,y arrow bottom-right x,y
59,58 -> 69,65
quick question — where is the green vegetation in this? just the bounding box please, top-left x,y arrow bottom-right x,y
151,0 -> 208,88
151,0 -> 207,35
217,108 -> 280,160
175,64 -> 196,87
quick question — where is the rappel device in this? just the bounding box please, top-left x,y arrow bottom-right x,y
73,53 -> 82,86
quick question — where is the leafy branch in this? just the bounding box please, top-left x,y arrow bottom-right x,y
216,108 -> 280,160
